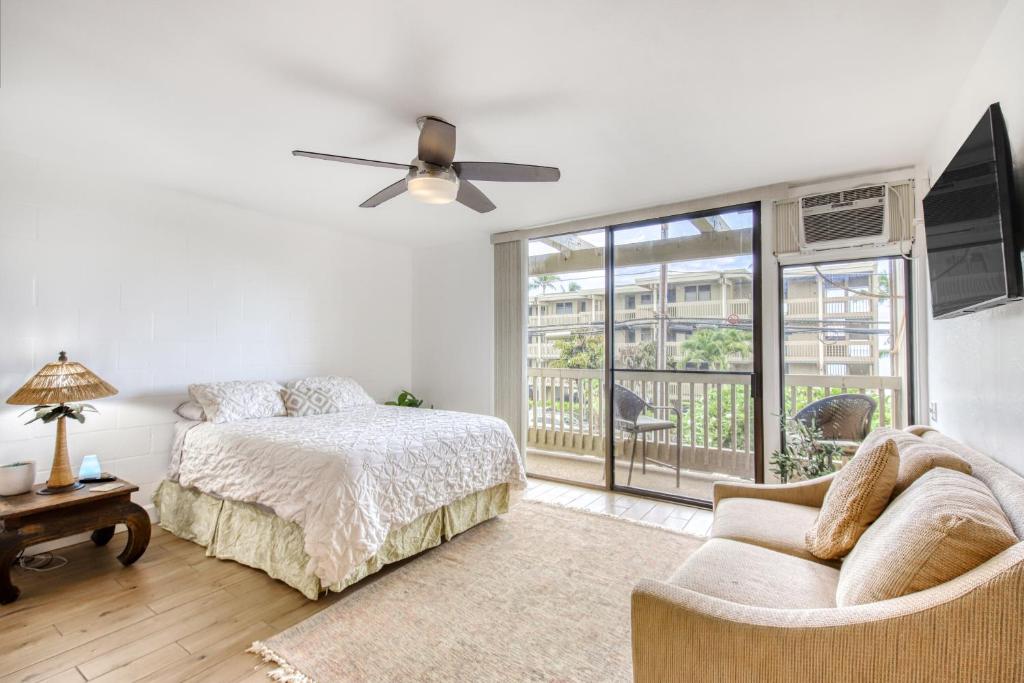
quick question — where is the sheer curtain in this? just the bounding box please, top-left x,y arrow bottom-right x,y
493,239 -> 527,452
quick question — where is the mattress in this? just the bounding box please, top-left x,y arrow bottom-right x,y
169,406 -> 526,585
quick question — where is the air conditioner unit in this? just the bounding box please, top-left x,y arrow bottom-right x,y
798,184 -> 890,252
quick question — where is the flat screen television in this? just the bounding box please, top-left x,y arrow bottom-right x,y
923,102 -> 1021,319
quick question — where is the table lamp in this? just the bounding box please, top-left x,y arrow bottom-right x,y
6,351 -> 118,494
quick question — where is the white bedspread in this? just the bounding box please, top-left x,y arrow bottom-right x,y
170,406 -> 526,585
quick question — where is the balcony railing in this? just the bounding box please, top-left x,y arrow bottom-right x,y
784,340 -> 875,364
530,295 -> 873,327
530,340 -> 866,367
784,296 -> 875,319
526,367 -> 903,480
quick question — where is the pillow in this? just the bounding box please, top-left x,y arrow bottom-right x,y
188,380 -> 286,424
837,468 -> 1016,606
282,376 -> 375,417
857,426 -> 972,498
174,400 -> 206,422
804,439 -> 899,560
893,441 -> 972,497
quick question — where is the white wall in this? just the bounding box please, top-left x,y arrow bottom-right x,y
922,0 -> 1024,472
0,154 -> 413,509
410,237 -> 494,415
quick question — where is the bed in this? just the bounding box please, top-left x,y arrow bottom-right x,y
154,379 -> 526,599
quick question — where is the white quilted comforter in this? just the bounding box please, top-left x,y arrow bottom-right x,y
169,406 -> 526,585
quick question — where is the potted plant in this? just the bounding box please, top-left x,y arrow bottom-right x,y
769,414 -> 845,484
385,390 -> 427,408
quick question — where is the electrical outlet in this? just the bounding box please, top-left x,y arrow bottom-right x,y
929,401 -> 938,423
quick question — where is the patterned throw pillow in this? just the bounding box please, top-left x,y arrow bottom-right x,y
804,439 -> 900,560
837,468 -> 1016,606
282,377 -> 375,417
188,380 -> 286,424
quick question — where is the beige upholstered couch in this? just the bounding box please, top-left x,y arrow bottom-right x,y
631,427 -> 1024,682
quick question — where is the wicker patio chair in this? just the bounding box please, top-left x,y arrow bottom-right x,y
794,393 -> 877,442
613,384 -> 682,487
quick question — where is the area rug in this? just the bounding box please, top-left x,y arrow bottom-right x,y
250,500 -> 704,682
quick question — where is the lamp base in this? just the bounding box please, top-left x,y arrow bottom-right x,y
37,481 -> 84,495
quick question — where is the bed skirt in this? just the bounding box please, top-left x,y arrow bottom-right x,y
153,480 -> 510,599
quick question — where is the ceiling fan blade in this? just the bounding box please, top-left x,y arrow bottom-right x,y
292,150 -> 413,171
360,178 -> 408,207
417,117 -> 456,167
453,162 -> 560,183
456,180 -> 496,213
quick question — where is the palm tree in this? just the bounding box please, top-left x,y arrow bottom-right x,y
567,281 -> 582,292
529,274 -> 559,295
680,328 -> 751,370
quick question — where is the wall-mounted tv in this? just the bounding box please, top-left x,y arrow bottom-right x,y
923,102 -> 1021,319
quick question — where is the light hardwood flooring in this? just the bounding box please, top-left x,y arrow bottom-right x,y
0,480 -> 709,682
523,478 -> 715,536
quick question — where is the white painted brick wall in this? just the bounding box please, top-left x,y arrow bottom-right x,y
0,176 -> 413,512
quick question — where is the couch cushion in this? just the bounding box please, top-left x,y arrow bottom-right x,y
668,538 -> 839,609
858,426 -> 972,498
805,439 -> 899,560
837,468 -> 1017,606
711,498 -> 832,565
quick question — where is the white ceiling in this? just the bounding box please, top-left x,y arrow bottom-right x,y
0,0 -> 1007,245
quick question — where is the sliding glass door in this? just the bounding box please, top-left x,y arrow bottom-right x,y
522,203 -> 763,504
526,230 -> 607,486
609,204 -> 761,504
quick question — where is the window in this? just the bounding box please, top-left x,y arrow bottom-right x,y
579,300 -> 588,312
626,328 -> 637,343
667,286 -> 677,303
625,295 -> 636,309
555,302 -> 573,314
640,327 -> 652,341
684,284 -> 712,301
640,293 -> 653,305
782,257 -> 911,448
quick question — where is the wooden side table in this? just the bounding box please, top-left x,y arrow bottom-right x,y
0,478 -> 150,604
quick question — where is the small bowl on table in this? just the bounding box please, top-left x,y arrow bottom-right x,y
0,461 -> 36,497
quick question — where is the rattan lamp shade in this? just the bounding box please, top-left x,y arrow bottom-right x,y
6,352 -> 118,494
6,351 -> 118,406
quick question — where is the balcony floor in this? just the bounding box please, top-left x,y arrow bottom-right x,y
526,448 -> 751,502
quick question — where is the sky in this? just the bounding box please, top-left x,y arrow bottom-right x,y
528,210 -> 755,291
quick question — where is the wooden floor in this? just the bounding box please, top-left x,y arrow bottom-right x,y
523,478 -> 715,536
0,480 -> 709,682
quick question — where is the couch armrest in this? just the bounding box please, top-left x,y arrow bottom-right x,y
631,544 -> 1024,683
712,474 -> 835,509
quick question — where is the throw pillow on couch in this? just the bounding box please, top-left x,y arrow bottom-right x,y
804,438 -> 899,560
837,467 -> 1016,606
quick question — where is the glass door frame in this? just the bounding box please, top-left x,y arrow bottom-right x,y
776,254 -> 916,456
604,201 -> 765,508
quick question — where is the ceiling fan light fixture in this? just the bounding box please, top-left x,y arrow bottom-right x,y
407,175 -> 459,204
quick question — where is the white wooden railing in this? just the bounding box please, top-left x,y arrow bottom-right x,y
784,340 -> 875,363
530,296 -> 873,327
526,368 -> 903,479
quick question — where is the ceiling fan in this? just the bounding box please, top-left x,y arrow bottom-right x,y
292,116 -> 560,213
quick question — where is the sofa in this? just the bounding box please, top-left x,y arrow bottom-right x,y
631,427 -> 1024,682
